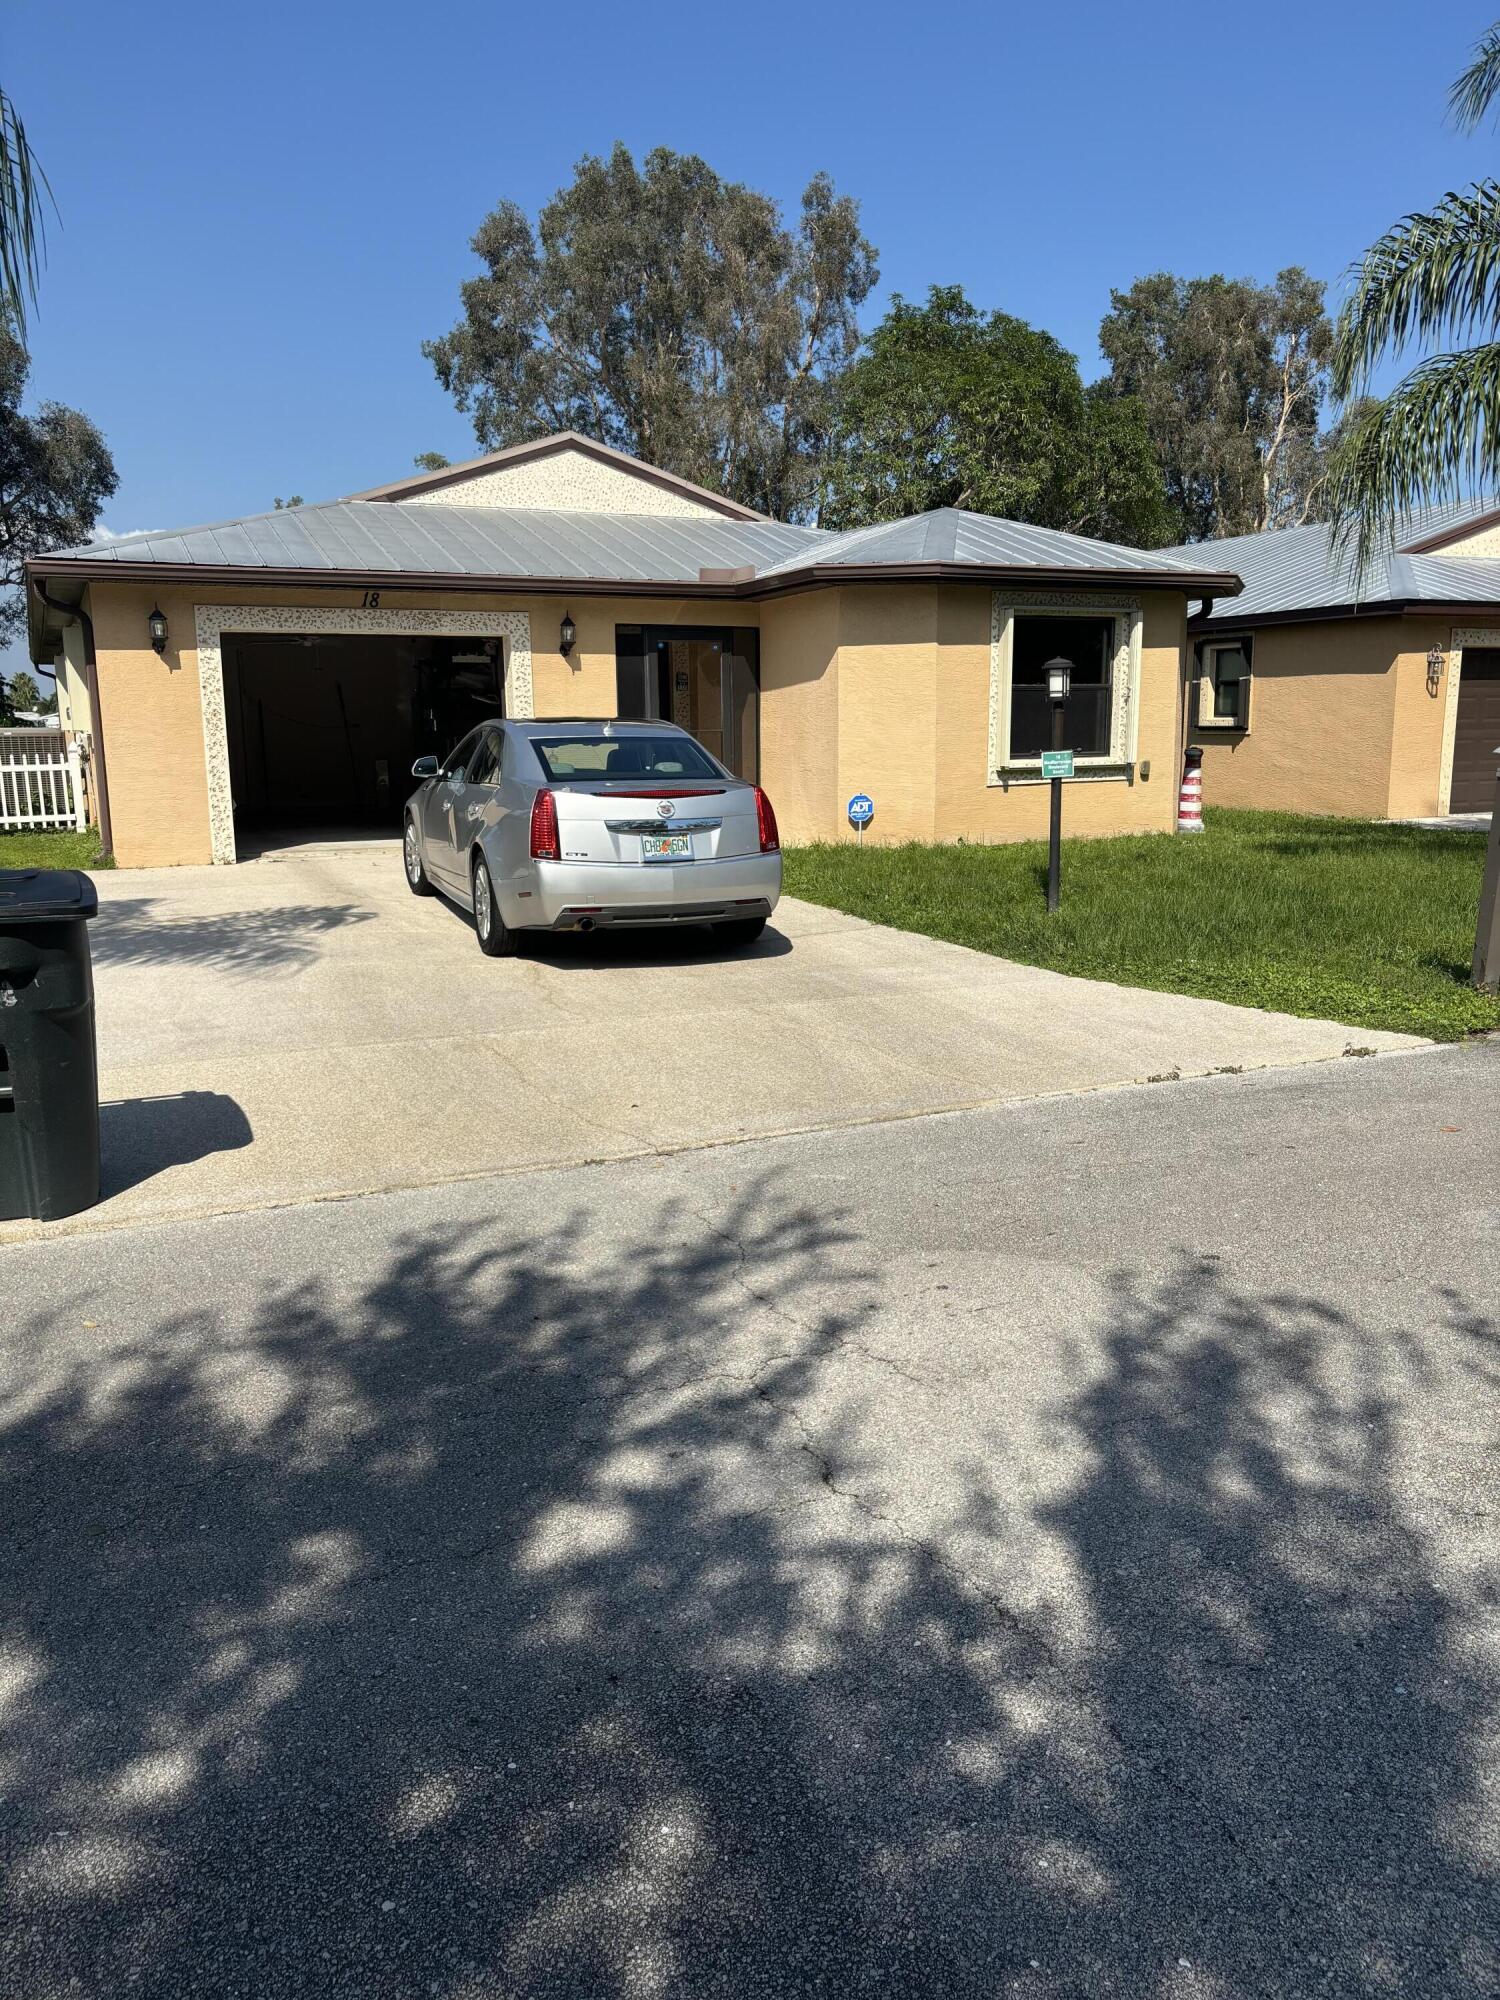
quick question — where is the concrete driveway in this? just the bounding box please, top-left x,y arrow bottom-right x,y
7,837 -> 1425,1239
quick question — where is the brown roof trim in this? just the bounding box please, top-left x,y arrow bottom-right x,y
1187,596 -> 1500,633
343,430 -> 767,521
1399,505 -> 1500,555
752,559 -> 1244,600
29,553 -> 1244,603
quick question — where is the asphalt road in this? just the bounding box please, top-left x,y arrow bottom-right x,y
2,1041 -> 1498,1997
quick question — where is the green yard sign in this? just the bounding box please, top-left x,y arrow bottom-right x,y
1040,750 -> 1075,779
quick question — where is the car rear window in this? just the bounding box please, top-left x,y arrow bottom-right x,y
529,733 -> 723,782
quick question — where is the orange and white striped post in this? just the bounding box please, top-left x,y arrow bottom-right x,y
1178,746 -> 1205,833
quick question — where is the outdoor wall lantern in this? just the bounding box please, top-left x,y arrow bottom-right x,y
559,611 -> 576,659
147,606 -> 169,656
1045,657 -> 1072,705
1427,645 -> 1446,695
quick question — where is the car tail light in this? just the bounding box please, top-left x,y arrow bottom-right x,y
530,787 -> 560,860
754,787 -> 780,853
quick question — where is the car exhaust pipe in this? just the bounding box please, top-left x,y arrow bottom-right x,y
578,917 -> 595,933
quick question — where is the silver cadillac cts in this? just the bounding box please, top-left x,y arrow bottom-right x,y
402,718 -> 783,956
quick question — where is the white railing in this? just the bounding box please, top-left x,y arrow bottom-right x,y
0,741 -> 86,831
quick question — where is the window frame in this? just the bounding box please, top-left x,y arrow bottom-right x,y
465,729 -> 504,787
1197,635 -> 1253,732
988,592 -> 1143,782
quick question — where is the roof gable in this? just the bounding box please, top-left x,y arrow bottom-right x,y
346,432 -> 763,521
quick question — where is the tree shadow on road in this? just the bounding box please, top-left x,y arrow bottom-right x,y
1,1205 -> 1495,1997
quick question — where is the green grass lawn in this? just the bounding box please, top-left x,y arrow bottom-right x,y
784,809 -> 1500,1042
0,828 -> 114,872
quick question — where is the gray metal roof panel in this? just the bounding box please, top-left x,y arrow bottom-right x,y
48,501 -> 823,582
1171,499 -> 1500,623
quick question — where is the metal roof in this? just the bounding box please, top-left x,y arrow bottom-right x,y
753,506 -> 1222,580
1169,500 -> 1500,625
45,501 -> 820,584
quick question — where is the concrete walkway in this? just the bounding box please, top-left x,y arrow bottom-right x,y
5,841 -> 1426,1240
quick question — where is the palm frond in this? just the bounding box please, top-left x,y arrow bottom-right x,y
0,89 -> 52,332
1332,183 -> 1500,395
1450,23 -> 1500,129
1326,344 -> 1500,575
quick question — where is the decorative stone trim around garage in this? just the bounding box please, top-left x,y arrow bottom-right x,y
193,603 -> 533,864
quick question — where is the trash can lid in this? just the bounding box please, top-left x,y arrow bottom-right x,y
0,868 -> 99,921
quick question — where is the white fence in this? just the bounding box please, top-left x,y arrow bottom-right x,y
0,738 -> 87,831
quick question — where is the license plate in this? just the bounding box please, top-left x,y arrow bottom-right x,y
642,834 -> 692,861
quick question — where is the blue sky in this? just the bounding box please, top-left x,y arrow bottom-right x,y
7,0 -> 1498,680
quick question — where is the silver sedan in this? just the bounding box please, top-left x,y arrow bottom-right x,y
402,718 -> 783,956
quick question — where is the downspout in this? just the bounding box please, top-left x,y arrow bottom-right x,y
33,579 -> 113,858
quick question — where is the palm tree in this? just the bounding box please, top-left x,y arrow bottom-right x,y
1328,23 -> 1500,568
0,88 -> 50,334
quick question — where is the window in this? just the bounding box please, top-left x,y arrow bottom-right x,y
466,733 -> 502,787
529,732 -> 725,783
1201,638 -> 1252,728
440,730 -> 480,777
1009,614 -> 1116,758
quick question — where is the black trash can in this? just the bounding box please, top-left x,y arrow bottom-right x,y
0,869 -> 101,1222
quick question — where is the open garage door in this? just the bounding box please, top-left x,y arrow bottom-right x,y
222,632 -> 504,844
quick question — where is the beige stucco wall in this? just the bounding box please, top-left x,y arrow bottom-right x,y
758,590 -> 840,845
86,574 -> 1193,866
85,580 -> 764,865
1192,615 -> 1452,819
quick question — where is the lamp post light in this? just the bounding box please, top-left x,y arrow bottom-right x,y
1044,655 -> 1072,914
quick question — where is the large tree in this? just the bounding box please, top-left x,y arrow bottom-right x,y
425,144 -> 876,521
1328,22 -> 1500,568
1098,268 -> 1333,540
0,316 -> 117,644
819,285 -> 1176,546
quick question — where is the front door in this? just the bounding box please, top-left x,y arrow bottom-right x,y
1452,651 -> 1500,813
614,627 -> 759,781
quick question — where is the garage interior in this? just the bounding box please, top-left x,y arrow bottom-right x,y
222,632 -> 505,842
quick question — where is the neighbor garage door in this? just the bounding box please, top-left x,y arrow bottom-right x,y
1452,651 -> 1500,813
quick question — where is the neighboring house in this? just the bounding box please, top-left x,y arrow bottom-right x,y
1174,501 -> 1500,819
25,432 -> 1239,867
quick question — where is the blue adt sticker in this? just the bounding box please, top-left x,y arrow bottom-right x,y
847,792 -> 874,826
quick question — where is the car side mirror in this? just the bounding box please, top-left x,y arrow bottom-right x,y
411,755 -> 440,778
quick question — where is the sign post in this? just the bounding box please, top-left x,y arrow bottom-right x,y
1043,656 -> 1074,914
847,792 -> 874,844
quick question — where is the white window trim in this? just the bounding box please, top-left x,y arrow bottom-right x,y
1197,635 -> 1253,731
987,590 -> 1142,784
194,602 -> 533,865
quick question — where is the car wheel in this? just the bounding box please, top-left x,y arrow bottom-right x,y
715,916 -> 767,948
472,855 -> 519,957
404,816 -> 433,896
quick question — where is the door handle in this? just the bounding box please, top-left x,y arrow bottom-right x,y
466,805 -> 484,823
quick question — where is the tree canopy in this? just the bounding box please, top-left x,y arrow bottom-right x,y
425,144 -> 876,521
819,285 -> 1176,547
1097,268 -> 1333,540
0,316 -> 116,645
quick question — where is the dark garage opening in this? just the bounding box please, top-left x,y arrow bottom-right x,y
222,632 -> 504,844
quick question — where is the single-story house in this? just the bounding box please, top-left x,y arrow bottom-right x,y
26,432 -> 1241,867
1174,502 -> 1500,819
